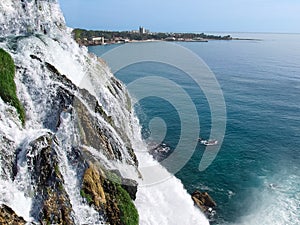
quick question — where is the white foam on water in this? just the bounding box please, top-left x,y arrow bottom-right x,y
129,114 -> 210,225
229,169 -> 300,225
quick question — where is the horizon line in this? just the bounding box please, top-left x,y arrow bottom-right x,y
70,26 -> 300,35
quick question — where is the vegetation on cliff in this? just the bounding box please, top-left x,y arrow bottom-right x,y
0,48 -> 25,125
116,184 -> 139,225
81,164 -> 139,225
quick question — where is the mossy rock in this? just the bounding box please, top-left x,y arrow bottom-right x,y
0,48 -> 25,125
115,184 -> 139,225
81,164 -> 139,225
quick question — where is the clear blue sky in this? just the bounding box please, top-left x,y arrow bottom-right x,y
58,0 -> 300,33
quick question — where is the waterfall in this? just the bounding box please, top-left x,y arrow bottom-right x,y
0,0 -> 210,224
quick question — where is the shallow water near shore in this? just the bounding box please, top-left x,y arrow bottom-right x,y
89,33 -> 300,225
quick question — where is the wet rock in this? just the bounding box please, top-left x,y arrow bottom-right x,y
73,96 -> 123,162
121,178 -> 138,200
30,54 -> 42,62
46,62 -> 77,91
191,190 -> 217,214
0,204 -> 26,225
148,142 -> 172,162
43,62 -> 76,131
0,134 -> 17,180
25,133 -> 75,224
66,146 -> 89,185
79,88 -> 117,129
44,86 -> 74,131
43,61 -> 139,167
126,147 -> 139,168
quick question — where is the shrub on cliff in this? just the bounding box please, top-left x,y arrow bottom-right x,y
0,48 -> 25,125
116,184 -> 139,225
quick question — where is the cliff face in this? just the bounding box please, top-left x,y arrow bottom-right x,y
0,1 -> 212,225
0,0 -> 139,224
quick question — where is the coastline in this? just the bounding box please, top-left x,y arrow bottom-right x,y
79,37 -> 261,47
73,28 -> 260,46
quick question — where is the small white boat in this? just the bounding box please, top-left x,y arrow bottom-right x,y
198,138 -> 218,146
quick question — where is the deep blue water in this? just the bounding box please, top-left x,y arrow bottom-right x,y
89,33 -> 300,225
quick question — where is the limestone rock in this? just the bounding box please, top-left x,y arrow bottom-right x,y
81,164 -> 107,208
81,164 -> 138,225
0,204 -> 26,225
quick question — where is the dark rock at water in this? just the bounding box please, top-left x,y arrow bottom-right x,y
192,190 -> 217,214
126,147 -> 139,168
0,204 -> 26,225
148,142 -> 172,162
30,54 -> 42,62
121,178 -> 138,200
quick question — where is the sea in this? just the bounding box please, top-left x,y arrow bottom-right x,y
89,33 -> 300,225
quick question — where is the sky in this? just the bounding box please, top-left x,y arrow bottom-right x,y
58,0 -> 300,33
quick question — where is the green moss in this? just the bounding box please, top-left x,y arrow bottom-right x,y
0,48 -> 25,125
54,164 -> 60,174
80,189 -> 93,204
116,185 -> 139,225
105,170 -> 122,184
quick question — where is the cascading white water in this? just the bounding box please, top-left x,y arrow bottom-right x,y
56,110 -> 104,224
128,112 -> 210,225
0,0 -> 210,224
0,99 -> 34,222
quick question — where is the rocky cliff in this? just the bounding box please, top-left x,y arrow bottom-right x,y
0,0 -> 139,224
0,1 -> 210,224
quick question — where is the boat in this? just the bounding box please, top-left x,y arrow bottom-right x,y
198,138 -> 218,146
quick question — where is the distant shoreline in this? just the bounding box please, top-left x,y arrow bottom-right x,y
72,28 -> 260,46
83,37 -> 261,47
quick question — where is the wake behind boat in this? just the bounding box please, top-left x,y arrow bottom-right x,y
198,138 -> 218,146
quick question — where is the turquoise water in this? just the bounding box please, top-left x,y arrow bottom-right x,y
89,33 -> 300,224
